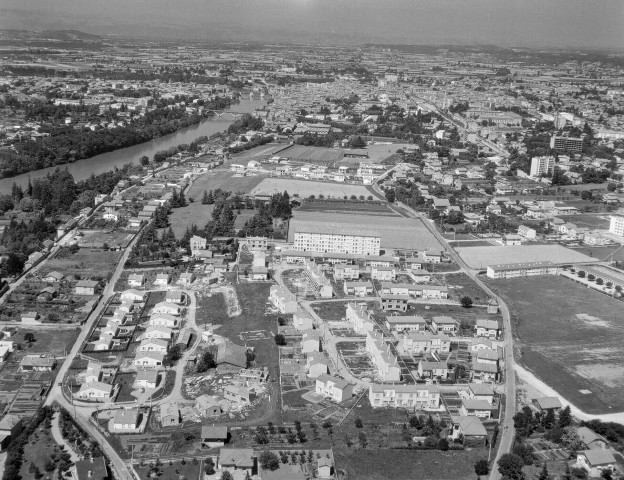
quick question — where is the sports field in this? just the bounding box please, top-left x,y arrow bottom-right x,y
557,214 -> 611,230
491,275 -> 624,414
456,244 -> 597,269
288,211 -> 446,251
251,178 -> 371,199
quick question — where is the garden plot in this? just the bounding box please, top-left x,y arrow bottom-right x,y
213,286 -> 241,317
336,341 -> 377,379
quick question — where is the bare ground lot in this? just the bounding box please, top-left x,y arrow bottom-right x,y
489,275 -> 624,413
557,214 -> 611,230
289,212 -> 445,251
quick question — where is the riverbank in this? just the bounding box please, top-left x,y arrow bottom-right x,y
0,98 -> 266,195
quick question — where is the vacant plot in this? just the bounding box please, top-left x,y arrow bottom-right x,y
77,229 -> 135,249
252,178 -> 371,200
334,447 -> 488,480
442,273 -> 490,304
456,245 -> 598,269
289,211 -> 445,251
167,203 -> 255,237
491,275 -> 624,413
135,460 -> 200,480
188,169 -> 267,199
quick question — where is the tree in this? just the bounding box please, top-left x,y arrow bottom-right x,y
513,442 -> 535,465
558,406 -> 572,428
196,351 -> 216,373
543,409 -> 555,429
24,333 -> 35,343
274,334 -> 286,346
354,418 -> 363,428
140,155 -> 150,166
538,463 -> 551,480
601,469 -> 613,480
497,453 -> 525,480
460,296 -> 473,308
577,270 -> 586,279
204,458 -> 216,475
259,451 -> 280,471
474,459 -> 489,477
358,432 -> 367,448
2,252 -> 25,277
221,471 -> 233,480
409,416 -> 421,429
438,438 -> 449,451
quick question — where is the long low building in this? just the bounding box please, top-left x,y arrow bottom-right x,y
486,261 -> 558,279
369,383 -> 442,411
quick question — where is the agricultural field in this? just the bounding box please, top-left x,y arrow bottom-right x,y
289,211 -> 445,251
187,168 -> 267,199
230,142 -> 290,160
76,229 -> 135,249
334,447 -> 489,480
296,199 -> 397,216
251,178 -> 372,200
456,245 -> 597,269
490,275 -> 624,414
280,145 -> 344,164
42,247 -> 123,281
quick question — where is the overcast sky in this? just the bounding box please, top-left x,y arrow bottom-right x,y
1,0 -> 623,50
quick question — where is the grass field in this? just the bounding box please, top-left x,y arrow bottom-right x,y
251,178 -> 372,200
289,211 -> 445,251
135,460 -> 200,480
490,275 -> 624,413
230,142 -> 290,160
280,145 -> 344,163
43,248 -> 123,281
557,214 -> 611,230
567,245 -> 624,262
456,245 -> 597,269
334,447 -> 488,480
167,202 -> 255,237
442,273 -> 490,304
187,169 -> 268,199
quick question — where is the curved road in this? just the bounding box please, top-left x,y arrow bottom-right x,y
396,202 -> 515,479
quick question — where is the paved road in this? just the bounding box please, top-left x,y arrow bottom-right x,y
396,202 -> 515,479
45,227 -> 144,480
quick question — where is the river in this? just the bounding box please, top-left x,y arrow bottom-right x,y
0,98 -> 266,195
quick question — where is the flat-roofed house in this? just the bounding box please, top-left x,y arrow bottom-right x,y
475,319 -> 501,339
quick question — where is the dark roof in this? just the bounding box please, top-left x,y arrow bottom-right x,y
75,457 -> 108,480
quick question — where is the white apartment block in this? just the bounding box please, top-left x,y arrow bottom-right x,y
293,226 -> 381,256
610,215 -> 624,237
345,302 -> 375,334
529,156 -> 555,177
486,261 -> 558,279
369,384 -> 442,411
366,330 -> 401,382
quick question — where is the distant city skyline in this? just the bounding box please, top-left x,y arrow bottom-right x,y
1,0 -> 623,51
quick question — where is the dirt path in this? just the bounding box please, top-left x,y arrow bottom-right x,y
51,412 -> 81,462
